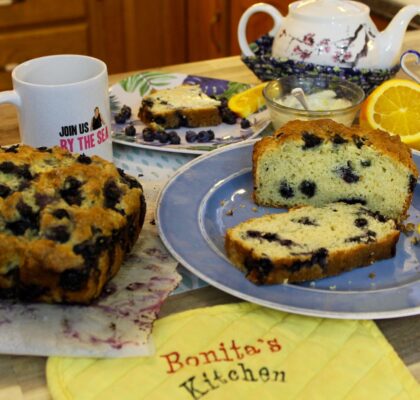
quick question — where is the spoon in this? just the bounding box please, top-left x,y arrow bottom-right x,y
291,88 -> 309,110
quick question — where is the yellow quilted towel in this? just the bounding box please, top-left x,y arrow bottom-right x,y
47,302 -> 419,400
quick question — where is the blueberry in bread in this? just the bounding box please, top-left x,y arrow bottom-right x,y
225,202 -> 399,284
138,85 -> 222,128
253,119 -> 418,221
0,145 -> 146,304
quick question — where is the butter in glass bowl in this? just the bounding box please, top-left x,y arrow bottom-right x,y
263,75 -> 365,129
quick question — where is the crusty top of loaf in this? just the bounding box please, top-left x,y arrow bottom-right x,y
256,119 -> 418,177
143,84 -> 221,112
0,145 -> 144,274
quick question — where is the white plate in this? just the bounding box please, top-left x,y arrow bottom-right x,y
110,72 -> 269,155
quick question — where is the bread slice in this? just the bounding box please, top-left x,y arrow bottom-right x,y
253,119 -> 418,222
138,85 -> 222,128
225,202 -> 399,285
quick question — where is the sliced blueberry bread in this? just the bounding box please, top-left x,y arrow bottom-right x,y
253,119 -> 418,221
0,145 -> 146,304
225,202 -> 399,284
138,85 -> 222,128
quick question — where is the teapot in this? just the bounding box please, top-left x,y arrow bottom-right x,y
238,0 -> 420,69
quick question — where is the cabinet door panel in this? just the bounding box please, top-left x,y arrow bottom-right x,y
0,24 -> 88,90
0,0 -> 86,29
122,0 -> 187,71
187,0 -> 229,61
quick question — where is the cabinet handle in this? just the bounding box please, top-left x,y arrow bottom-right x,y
210,12 -> 222,53
1,63 -> 18,72
0,0 -> 25,6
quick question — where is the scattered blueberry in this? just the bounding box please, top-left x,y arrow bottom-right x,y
206,130 -> 215,140
156,131 -> 170,144
240,119 -> 251,129
125,124 -> 136,137
114,113 -> 127,124
120,105 -> 132,119
219,97 -> 228,108
186,130 -> 198,143
168,131 -> 181,145
220,107 -> 237,124
197,130 -> 211,143
142,127 -> 155,142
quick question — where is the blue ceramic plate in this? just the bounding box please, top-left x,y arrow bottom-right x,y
157,141 -> 420,319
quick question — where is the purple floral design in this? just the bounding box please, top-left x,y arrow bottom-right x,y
318,38 -> 331,54
333,50 -> 353,63
0,183 -> 182,357
292,45 -> 312,60
303,33 -> 315,46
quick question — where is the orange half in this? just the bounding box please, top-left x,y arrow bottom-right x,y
360,79 -> 420,148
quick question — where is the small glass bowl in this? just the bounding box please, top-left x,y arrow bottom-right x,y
263,75 -> 365,129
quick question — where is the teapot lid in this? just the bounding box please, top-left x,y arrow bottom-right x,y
291,0 -> 369,18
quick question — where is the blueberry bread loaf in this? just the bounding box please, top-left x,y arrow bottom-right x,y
253,119 -> 418,221
138,85 -> 222,129
0,145 -> 146,304
225,202 -> 399,284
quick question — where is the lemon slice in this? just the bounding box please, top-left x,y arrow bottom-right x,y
359,79 -> 420,148
228,82 -> 267,118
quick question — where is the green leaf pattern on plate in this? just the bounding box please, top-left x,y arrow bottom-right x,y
119,72 -> 177,96
218,81 -> 251,99
109,94 -> 121,113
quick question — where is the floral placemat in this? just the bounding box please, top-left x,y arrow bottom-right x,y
0,182 -> 181,358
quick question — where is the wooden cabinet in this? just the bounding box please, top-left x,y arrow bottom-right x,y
0,0 -> 404,91
0,0 -> 88,90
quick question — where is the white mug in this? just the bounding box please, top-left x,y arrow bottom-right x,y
0,54 -> 113,161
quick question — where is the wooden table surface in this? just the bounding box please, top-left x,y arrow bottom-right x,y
0,31 -> 419,399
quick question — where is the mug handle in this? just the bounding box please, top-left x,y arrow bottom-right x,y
400,50 -> 420,84
0,90 -> 21,108
238,3 -> 283,56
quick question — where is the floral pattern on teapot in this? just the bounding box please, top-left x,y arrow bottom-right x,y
280,23 -> 377,68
